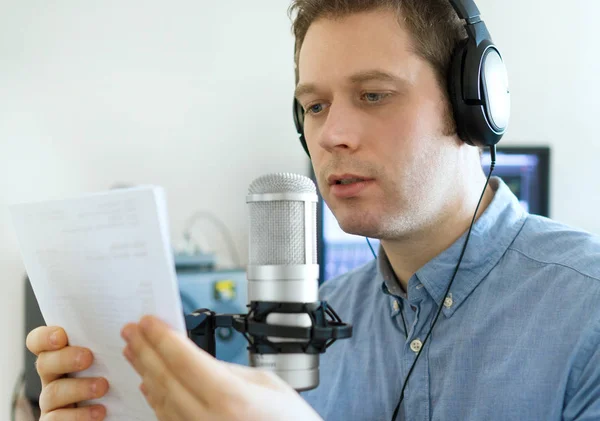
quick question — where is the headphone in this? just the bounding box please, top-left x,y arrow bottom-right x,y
292,0 -> 510,155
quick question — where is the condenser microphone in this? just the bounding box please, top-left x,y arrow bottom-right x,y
184,172 -> 350,391
245,172 -> 320,391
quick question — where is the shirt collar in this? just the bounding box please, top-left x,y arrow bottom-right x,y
379,177 -> 528,317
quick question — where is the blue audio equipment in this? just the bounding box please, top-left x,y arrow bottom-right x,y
176,261 -> 249,366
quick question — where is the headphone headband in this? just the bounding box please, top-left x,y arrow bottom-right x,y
447,0 -> 481,24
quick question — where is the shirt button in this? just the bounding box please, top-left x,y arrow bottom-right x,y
392,301 -> 399,311
410,339 -> 423,353
444,295 -> 453,308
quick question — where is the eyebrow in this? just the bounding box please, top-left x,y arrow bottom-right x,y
294,69 -> 408,99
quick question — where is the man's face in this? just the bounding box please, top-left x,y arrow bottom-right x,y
296,9 -> 462,240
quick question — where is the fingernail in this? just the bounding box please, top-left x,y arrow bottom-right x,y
123,346 -> 133,362
90,380 -> 98,396
90,406 -> 103,420
75,351 -> 84,369
121,326 -> 132,341
49,330 -> 59,347
140,316 -> 152,332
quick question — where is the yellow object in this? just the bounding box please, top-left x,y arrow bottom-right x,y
214,279 -> 236,301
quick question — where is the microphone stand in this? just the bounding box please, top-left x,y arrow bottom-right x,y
185,301 -> 352,360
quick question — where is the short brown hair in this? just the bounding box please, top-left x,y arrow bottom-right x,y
289,0 -> 467,135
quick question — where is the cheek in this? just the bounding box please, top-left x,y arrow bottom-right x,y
310,158 -> 329,192
309,155 -> 323,176
399,103 -> 434,139
384,103 -> 445,165
371,118 -> 443,199
373,114 -> 422,166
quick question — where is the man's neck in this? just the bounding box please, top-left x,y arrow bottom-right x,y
381,181 -> 496,293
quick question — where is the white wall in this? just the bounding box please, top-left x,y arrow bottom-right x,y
1,0 -> 599,418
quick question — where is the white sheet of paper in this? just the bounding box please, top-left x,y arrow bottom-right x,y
10,186 -> 186,421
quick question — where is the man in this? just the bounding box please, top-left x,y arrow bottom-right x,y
26,1 -> 600,420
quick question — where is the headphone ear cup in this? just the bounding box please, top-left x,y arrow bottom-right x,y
479,48 -> 510,139
448,38 -> 472,146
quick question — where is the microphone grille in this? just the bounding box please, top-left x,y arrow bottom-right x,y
247,173 -> 317,266
248,172 -> 316,195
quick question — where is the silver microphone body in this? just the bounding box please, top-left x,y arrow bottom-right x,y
246,173 -> 320,391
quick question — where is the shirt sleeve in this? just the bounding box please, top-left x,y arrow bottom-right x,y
563,316 -> 600,420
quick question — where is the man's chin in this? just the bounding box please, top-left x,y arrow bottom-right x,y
330,204 -> 385,237
338,221 -> 381,239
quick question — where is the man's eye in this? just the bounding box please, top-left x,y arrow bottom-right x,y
306,103 -> 324,115
362,93 -> 389,103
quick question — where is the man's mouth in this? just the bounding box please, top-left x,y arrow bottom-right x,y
328,174 -> 373,186
336,177 -> 366,185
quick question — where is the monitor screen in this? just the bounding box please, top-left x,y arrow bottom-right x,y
314,146 -> 550,282
481,147 -> 550,217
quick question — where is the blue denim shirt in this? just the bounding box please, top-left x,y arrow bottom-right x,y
302,177 -> 600,421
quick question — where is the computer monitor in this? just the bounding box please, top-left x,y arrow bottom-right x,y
481,146 -> 550,217
313,146 -> 551,283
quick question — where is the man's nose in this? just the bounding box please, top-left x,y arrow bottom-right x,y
316,102 -> 363,153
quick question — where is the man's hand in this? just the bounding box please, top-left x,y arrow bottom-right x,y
121,315 -> 324,421
26,326 -> 109,420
